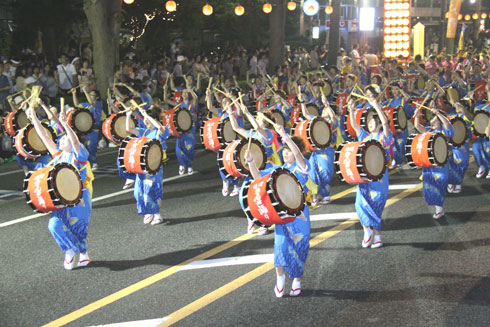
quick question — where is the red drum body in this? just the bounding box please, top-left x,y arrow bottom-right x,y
14,123 -> 55,160
240,168 -> 305,226
287,93 -> 297,106
218,138 -> 266,179
334,140 -> 387,184
472,110 -> 490,138
405,132 -> 448,168
102,113 -> 136,145
200,116 -> 236,152
162,107 -> 193,137
449,116 -> 468,147
173,91 -> 182,104
345,108 -> 375,138
472,80 -> 487,102
383,106 -> 407,135
293,118 -> 332,152
335,93 -> 349,115
118,137 -> 163,175
23,163 -> 82,213
3,109 -> 29,136
66,109 -> 94,134
256,98 -> 268,111
290,105 -> 302,125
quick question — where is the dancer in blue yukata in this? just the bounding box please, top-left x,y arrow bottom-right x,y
125,107 -> 169,225
347,85 -> 394,249
164,80 -> 198,175
472,86 -> 490,179
28,104 -> 94,270
413,103 -> 454,219
246,123 -> 310,298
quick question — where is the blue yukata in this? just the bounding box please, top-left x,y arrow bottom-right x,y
133,127 -> 169,215
472,103 -> 490,170
175,101 -> 197,168
355,128 -> 393,231
308,116 -> 337,199
381,97 -> 415,165
81,101 -> 103,166
422,125 -> 454,206
46,145 -> 93,254
217,108 -> 243,186
262,161 -> 311,279
246,129 -> 283,166
447,114 -> 471,186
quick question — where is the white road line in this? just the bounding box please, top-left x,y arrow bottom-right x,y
88,317 -> 169,327
349,184 -> 420,193
0,169 -> 23,177
179,254 -> 274,271
310,212 -> 358,221
0,172 -> 198,228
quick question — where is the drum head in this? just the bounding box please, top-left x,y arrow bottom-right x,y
323,82 -> 333,97
474,111 -> 489,135
26,125 -> 48,152
176,109 -> 193,133
311,119 -> 331,148
221,119 -> 237,143
16,111 -> 29,129
239,141 -> 265,171
114,115 -> 133,138
446,87 -> 460,105
451,118 -> 467,146
146,142 -> 163,172
271,111 -> 285,127
396,106 -> 407,130
74,110 -> 94,133
433,134 -> 448,165
56,167 -> 82,202
306,104 -> 320,117
276,173 -> 303,210
364,143 -> 385,178
416,76 -> 425,90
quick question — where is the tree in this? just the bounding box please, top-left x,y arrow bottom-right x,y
269,0 -> 286,71
83,0 -> 121,100
327,0 -> 341,67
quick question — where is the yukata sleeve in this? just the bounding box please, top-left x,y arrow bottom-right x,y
357,128 -> 369,142
443,124 -> 454,139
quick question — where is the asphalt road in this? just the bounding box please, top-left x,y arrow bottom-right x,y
0,140 -> 489,327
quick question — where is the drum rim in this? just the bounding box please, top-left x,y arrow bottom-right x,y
217,117 -> 237,145
173,107 -> 193,135
19,123 -> 55,157
235,138 -> 267,175
269,168 -> 305,216
472,110 -> 490,138
268,108 -> 286,127
430,133 -> 449,166
69,109 -> 95,134
51,163 -> 83,207
392,106 -> 408,131
142,139 -> 163,175
308,117 -> 332,150
449,116 -> 468,147
110,113 -> 136,143
360,139 -> 387,181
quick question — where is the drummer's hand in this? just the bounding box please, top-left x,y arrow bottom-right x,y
206,88 -> 212,97
321,94 -> 328,106
485,125 -> 490,138
70,88 -> 77,95
59,110 -> 67,124
275,124 -> 287,137
347,98 -> 355,111
125,110 -> 132,117
26,106 -> 35,121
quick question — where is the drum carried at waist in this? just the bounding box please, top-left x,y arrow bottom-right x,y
240,168 -> 305,226
472,109 -> 490,138
290,105 -> 302,125
344,107 -> 375,138
293,117 -> 332,152
449,116 -> 468,147
332,92 -> 349,115
405,132 -> 448,168
334,140 -> 387,184
66,109 -> 94,134
118,136 -> 163,175
383,106 -> 407,135
23,163 -> 83,213
3,109 -> 29,136
200,116 -> 237,152
445,86 -> 460,107
14,123 -> 56,160
161,106 -> 193,137
102,112 -> 136,144
218,138 -> 266,179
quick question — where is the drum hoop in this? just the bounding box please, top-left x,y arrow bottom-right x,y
71,109 -> 94,134
307,118 -> 331,150
235,138 -> 266,174
360,139 -> 387,181
429,133 -> 448,166
473,110 -> 490,137
449,117 -> 468,147
50,163 -> 82,206
217,117 -> 237,145
174,107 -> 193,134
270,109 -> 285,126
142,139 -> 163,175
12,110 -> 27,129
21,123 -> 54,156
217,147 -> 238,181
269,168 -> 305,216
393,106 -> 407,131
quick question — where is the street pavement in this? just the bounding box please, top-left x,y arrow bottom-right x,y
0,141 -> 489,327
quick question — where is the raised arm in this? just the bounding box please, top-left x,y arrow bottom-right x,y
413,106 -> 426,134
227,103 -> 248,138
59,109 -> 82,154
321,94 -> 336,121
245,149 -> 261,180
434,108 -> 451,130
275,124 -> 307,171
347,98 -> 361,136
367,94 -> 390,138
125,109 -> 139,136
141,109 -> 167,136
82,86 -> 96,107
72,88 -> 82,108
205,89 -> 219,115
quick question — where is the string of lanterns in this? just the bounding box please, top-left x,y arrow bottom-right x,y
445,12 -> 490,21
123,1 -> 334,16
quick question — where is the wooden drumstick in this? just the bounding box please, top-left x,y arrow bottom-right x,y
213,87 -> 228,97
207,77 -> 213,90
60,97 -> 65,113
129,99 -> 148,112
258,111 -> 277,127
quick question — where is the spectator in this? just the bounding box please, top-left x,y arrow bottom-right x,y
55,53 -> 77,95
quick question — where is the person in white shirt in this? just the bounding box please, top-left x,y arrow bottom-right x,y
350,44 -> 361,64
55,53 -> 77,94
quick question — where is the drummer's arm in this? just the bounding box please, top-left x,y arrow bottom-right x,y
163,84 -> 177,107
413,107 -> 426,134
196,74 -> 202,90
245,150 -> 261,180
188,87 -> 198,107
298,90 -> 309,119
321,95 -> 336,121
6,96 -> 16,111
71,88 -> 82,109
141,109 -> 167,135
227,104 -> 248,138
205,89 -> 218,115
125,110 -> 139,136
242,104 -> 259,130
397,86 -> 410,101
59,110 -> 82,154
169,74 -> 176,92
82,86 -> 96,107
27,106 -> 58,156
368,95 -> 390,138
434,109 -> 451,130
347,98 -> 361,136
276,124 -> 307,171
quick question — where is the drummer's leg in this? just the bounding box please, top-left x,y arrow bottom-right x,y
85,130 -> 99,169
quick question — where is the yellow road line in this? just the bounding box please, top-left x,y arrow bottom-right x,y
158,183 -> 423,326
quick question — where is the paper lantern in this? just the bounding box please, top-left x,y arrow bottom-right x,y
303,0 -> 319,16
165,0 -> 177,12
472,13 -> 479,20
325,5 -> 333,15
287,1 -> 296,11
123,0 -> 134,4
202,3 -> 213,16
481,13 -> 487,19
263,3 -> 272,14
235,4 -> 245,16
464,14 -> 470,21
458,14 -> 462,20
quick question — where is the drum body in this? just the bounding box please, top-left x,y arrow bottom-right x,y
293,117 -> 332,152
345,108 -> 375,137
472,80 -> 487,102
334,140 -> 387,184
4,109 -> 29,136
162,107 -> 193,137
200,117 -> 236,152
383,106 -> 407,135
118,137 -> 163,175
219,138 -> 266,178
290,105 -> 302,125
14,123 -> 55,160
240,168 -> 305,226
67,109 -> 94,134
405,132 -> 448,168
23,163 -> 82,213
472,110 -> 489,138
335,93 -> 349,115
102,113 -> 136,144
287,94 -> 297,106
449,117 -> 467,147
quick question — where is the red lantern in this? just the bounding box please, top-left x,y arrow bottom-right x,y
202,3 -> 213,16
235,5 -> 245,16
287,1 -> 296,11
263,3 -> 272,14
165,0 -> 177,12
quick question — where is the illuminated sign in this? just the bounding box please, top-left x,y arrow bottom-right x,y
359,7 -> 375,31
383,0 -> 411,58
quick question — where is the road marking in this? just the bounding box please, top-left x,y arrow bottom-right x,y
310,212 -> 357,221
158,183 -> 424,326
348,184 -> 420,193
0,172 -> 198,228
0,169 -> 23,177
179,254 -> 274,271
89,317 -> 169,327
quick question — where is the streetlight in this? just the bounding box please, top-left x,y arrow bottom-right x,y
263,3 -> 272,14
202,3 -> 213,16
235,4 -> 245,16
287,1 -> 296,11
165,1 -> 177,12
123,0 -> 134,4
